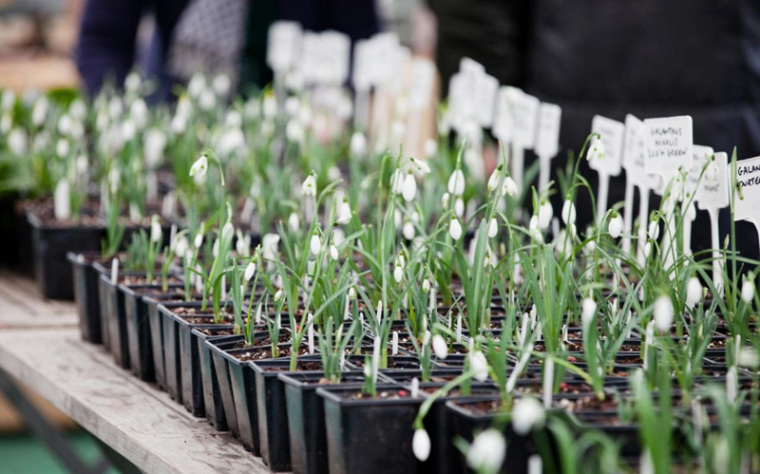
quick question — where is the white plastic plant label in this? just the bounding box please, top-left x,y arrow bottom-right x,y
589,115 -> 625,177
409,58 -> 435,109
298,32 -> 320,85
321,31 -> 351,85
492,86 -> 514,144
534,103 -> 562,159
511,89 -> 539,149
687,145 -> 713,200
352,39 -> 372,92
267,21 -> 302,73
622,114 -> 647,185
696,150 -> 729,210
475,73 -> 499,128
644,115 -> 693,180
734,155 -> 760,231
459,57 -> 485,77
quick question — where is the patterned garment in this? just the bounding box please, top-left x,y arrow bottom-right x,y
166,0 -> 249,84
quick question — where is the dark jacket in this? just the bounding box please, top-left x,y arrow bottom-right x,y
76,0 -> 379,100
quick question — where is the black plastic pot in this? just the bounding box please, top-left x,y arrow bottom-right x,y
98,272 -> 130,369
194,328 -> 239,430
159,302 -> 183,402
317,385 -> 424,474
28,210 -> 104,300
92,260 -> 115,349
280,373 -> 364,474
207,336 -> 243,440
67,251 -> 102,344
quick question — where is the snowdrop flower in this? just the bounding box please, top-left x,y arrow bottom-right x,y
7,129 -> 26,155
503,176 -> 519,197
705,160 -> 719,182
432,334 -> 448,359
121,119 -> 136,142
194,232 -> 204,249
402,173 -> 417,202
412,429 -> 431,462
198,88 -> 216,111
288,212 -> 300,232
653,295 -> 673,333
608,212 -> 623,238
335,196 -> 352,225
470,351 -> 489,381
488,218 -> 498,239
422,279 -> 431,293
310,231 -> 322,256
350,131 -> 367,157
529,216 -> 543,243
56,139 -> 70,158
263,94 -> 277,119
144,129 -> 166,168
512,397 -> 546,435
286,120 -> 304,143
221,222 -> 234,242
425,138 -> 438,158
332,228 -> 345,246
648,220 -> 660,240
274,289 -> 284,302
302,174 -> 316,197
742,277 -> 755,303
466,429 -> 506,473
538,201 -> 553,230
243,261 -> 257,281
448,169 -> 465,196
441,192 -> 450,208
394,263 -> 403,283
1,90 -> 14,110
402,221 -> 415,240
738,347 -> 760,369
171,114 -> 187,134
174,236 -> 189,259
454,197 -> 465,218
212,74 -> 231,97
449,217 -> 462,240
391,169 -> 405,194
409,157 -> 431,175
561,200 -> 576,225
150,216 -> 162,243
32,97 -> 48,126
130,99 -> 148,129
329,245 -> 339,261
685,277 -> 703,309
58,114 -> 72,135
189,155 -> 208,180
262,233 -> 280,260
587,135 -> 606,161
0,114 -> 10,134
125,72 -> 141,92
582,297 -> 597,327
236,232 -> 251,257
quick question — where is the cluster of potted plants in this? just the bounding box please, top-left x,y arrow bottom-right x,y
1,50 -> 760,473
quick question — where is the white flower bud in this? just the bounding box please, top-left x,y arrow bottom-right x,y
512,397 -> 546,435
288,212 -> 300,232
150,216 -> 162,243
488,218 -> 498,239
448,169 -> 465,196
538,201 -> 553,230
350,132 -> 367,157
310,232 -> 322,256
608,212 -> 623,238
329,245 -> 339,261
742,278 -> 755,303
653,295 -> 673,333
302,174 -> 316,197
582,298 -> 597,327
432,334 -> 448,359
470,351 -> 488,381
648,221 -> 660,240
449,217 -> 462,240
466,429 -> 505,472
412,429 -> 431,462
189,155 -> 208,180
402,173 -> 417,202
685,277 -> 702,309
561,200 -> 576,225
244,262 -> 256,281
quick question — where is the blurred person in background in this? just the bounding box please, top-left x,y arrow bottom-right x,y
430,0 -> 760,259
75,0 -> 379,101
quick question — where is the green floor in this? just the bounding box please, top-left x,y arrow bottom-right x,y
0,432 -> 114,474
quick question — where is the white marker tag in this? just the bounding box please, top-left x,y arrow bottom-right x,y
589,115 -> 625,177
535,103 -> 562,159
459,57 -> 485,76
267,21 -> 302,73
321,31 -> 351,85
622,114 -> 647,185
352,39 -> 372,92
687,145 -> 713,199
492,86 -> 514,144
409,58 -> 435,109
696,151 -> 729,210
644,115 -> 693,182
512,89 -> 539,149
475,73 -> 499,128
111,258 -> 119,284
448,73 -> 466,133
734,155 -> 760,232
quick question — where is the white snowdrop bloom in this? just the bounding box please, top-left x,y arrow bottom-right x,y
686,277 -> 703,309
130,99 -> 148,129
7,128 -> 26,155
422,279 -> 431,293
529,216 -> 543,243
503,176 -> 519,197
171,114 -> 187,134
441,192 -> 451,208
644,241 -> 652,258
488,218 -> 498,239
582,298 -> 597,327
432,334 -> 448,359
150,216 -> 162,243
402,221 -> 415,240
187,74 -> 205,98
653,295 -> 674,333
561,200 -> 576,225
332,228 -> 345,246
538,201 -> 553,230
402,173 -> 417,202
235,233 -> 251,257
288,212 -> 300,232
125,72 -> 141,92
328,245 -> 339,261
198,88 -> 216,111
58,114 -> 73,135
470,351 -> 489,381
262,233 -> 280,260
648,220 -> 660,240
350,131 -> 367,157
448,169 -> 465,196
410,157 -> 431,175
284,97 -> 300,117
212,74 -> 231,97
32,97 -> 48,126
452,197 -> 464,218
286,120 -> 304,143
221,222 -> 234,243
225,110 -> 242,128
310,232 -> 322,256
262,94 -> 277,120
391,169 -> 405,194
394,263 -> 403,283
0,114 -> 10,134
466,429 -> 506,473
302,174 -> 316,197
194,232 -> 204,249
56,139 -> 70,158
608,212 -> 623,238
587,135 -> 606,161
297,102 -> 313,127
69,99 -> 86,120
108,97 -> 124,119
189,155 -> 208,180
274,289 -> 284,302
174,236 -> 189,259
335,196 -> 352,225
425,138 -> 438,158
412,429 -> 431,462
742,278 -> 755,303
449,217 -> 463,240
121,119 -> 136,142
512,397 -> 546,435
144,129 -> 166,168
738,347 -> 760,369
